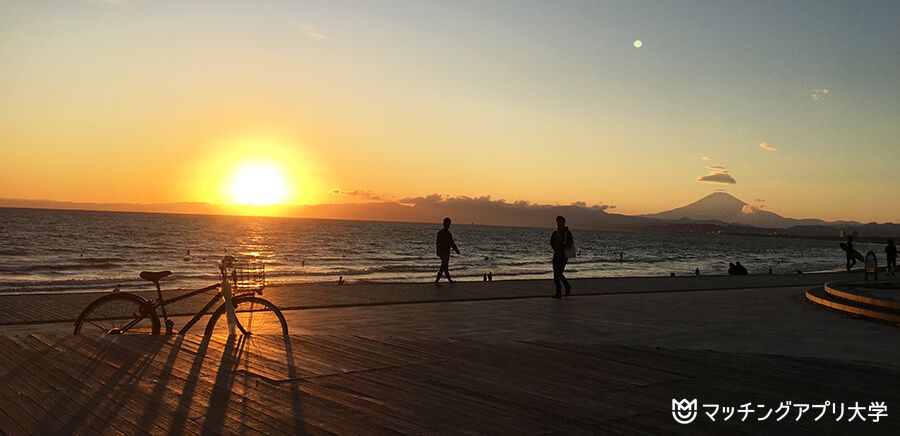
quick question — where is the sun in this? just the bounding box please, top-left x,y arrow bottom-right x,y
228,162 -> 289,205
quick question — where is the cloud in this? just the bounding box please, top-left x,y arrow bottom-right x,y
398,193 -> 445,205
572,201 -> 616,211
697,163 -> 736,184
291,22 -> 327,39
759,142 -> 780,152
397,194 -> 615,211
812,88 -> 829,101
740,199 -> 767,215
700,156 -> 713,161
331,189 -> 389,201
697,172 -> 737,184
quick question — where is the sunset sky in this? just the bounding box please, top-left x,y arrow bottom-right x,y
1,1 -> 899,222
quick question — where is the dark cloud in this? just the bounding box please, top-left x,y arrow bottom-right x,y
697,172 -> 737,184
398,193 -> 444,205
397,194 -> 614,211
331,189 -> 390,201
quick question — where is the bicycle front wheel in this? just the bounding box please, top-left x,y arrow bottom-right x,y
74,292 -> 160,335
204,295 -> 288,336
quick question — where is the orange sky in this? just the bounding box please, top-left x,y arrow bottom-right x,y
1,1 -> 898,223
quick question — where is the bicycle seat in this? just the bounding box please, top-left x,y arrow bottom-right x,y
139,271 -> 172,282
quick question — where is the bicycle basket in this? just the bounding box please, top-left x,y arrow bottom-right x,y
230,260 -> 266,294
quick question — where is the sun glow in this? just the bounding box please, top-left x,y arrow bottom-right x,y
228,162 -> 289,205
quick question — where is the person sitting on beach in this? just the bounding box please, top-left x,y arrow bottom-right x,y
728,262 -> 748,275
845,235 -> 857,272
434,217 -> 460,287
550,215 -> 574,298
886,239 -> 897,277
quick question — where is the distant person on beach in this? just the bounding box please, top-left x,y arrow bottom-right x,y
434,217 -> 460,287
845,236 -> 857,272
886,239 -> 897,277
728,262 -> 748,275
550,215 -> 574,298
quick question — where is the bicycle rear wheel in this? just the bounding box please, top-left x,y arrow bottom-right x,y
74,292 -> 160,335
204,295 -> 288,336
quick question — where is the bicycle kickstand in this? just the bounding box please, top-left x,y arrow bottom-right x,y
165,319 -> 175,334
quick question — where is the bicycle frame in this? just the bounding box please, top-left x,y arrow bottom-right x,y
118,256 -> 253,335
122,282 -> 250,335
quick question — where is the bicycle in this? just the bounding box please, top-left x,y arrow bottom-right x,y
73,256 -> 288,336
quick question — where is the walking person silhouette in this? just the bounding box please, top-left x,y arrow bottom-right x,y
550,215 -> 574,298
886,239 -> 897,277
434,217 -> 460,287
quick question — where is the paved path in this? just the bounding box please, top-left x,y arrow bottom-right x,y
0,271 -> 866,326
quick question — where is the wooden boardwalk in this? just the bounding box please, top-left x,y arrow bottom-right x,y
1,334 -> 898,435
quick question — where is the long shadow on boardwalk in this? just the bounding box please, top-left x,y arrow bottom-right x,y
2,334 -> 899,434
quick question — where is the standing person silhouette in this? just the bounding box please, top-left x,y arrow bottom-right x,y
434,217 -> 460,287
550,215 -> 573,298
845,235 -> 857,272
886,239 -> 897,277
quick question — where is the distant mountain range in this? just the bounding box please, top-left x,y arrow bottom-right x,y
641,192 -> 900,238
642,192 -> 866,229
2,192 -> 898,239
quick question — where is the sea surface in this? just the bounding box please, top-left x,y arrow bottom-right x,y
0,207 -> 879,294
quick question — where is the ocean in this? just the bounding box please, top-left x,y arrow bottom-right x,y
0,207 -> 878,294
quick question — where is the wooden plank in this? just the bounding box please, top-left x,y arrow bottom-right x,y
73,334 -> 285,435
0,354 -> 53,434
0,335 -> 132,435
106,334 -> 374,435
19,334 -> 176,435
2,333 -> 899,434
24,334 -> 205,436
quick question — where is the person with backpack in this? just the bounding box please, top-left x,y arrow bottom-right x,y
550,215 -> 574,298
